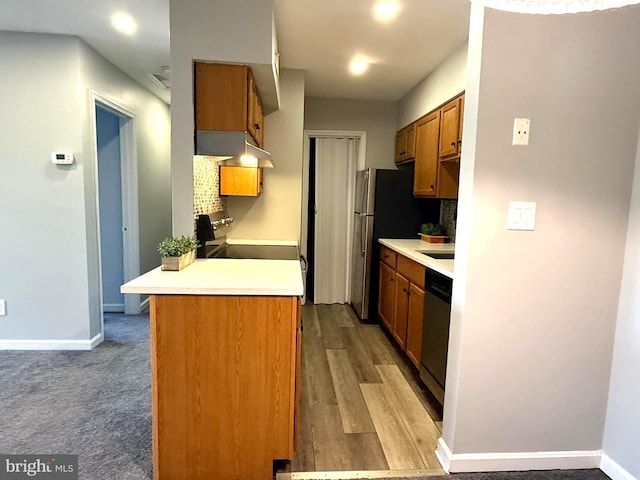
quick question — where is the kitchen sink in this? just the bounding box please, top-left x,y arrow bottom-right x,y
421,252 -> 455,260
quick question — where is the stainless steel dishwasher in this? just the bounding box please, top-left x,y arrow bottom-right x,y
419,268 -> 452,406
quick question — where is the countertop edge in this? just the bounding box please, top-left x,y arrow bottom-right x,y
379,238 -> 454,279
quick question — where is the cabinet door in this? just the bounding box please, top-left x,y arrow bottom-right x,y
394,130 -> 405,164
378,262 -> 395,331
220,166 -> 262,196
247,72 -> 264,148
194,62 -> 248,132
404,124 -> 416,160
406,283 -> 425,368
439,97 -> 462,159
393,273 -> 410,349
414,111 -> 440,197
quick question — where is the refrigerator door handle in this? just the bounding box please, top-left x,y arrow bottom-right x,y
361,215 -> 367,255
360,170 -> 369,214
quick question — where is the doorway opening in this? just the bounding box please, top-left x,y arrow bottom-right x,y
301,131 -> 366,305
91,93 -> 141,322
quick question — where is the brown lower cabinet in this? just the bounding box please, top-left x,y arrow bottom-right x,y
149,294 -> 300,480
378,246 -> 425,368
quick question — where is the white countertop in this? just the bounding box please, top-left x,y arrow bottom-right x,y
379,238 -> 454,279
121,258 -> 304,296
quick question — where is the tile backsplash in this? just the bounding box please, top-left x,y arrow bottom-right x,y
440,199 -> 458,243
193,156 -> 227,215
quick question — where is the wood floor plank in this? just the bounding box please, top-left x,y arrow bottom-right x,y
342,327 -> 383,383
375,326 -> 443,423
290,355 -> 316,472
331,304 -> 355,328
317,305 -> 348,348
302,303 -> 322,338
354,324 -> 397,366
302,333 -> 338,406
360,383 -> 426,470
310,404 -> 353,471
345,433 -> 390,471
376,365 -> 442,468
326,349 -> 376,434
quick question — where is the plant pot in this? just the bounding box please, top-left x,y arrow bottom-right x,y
161,250 -> 195,271
419,233 -> 449,244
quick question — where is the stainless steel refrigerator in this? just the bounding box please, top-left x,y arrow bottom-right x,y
349,165 -> 439,321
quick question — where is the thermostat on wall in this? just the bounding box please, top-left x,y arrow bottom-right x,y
51,152 -> 75,165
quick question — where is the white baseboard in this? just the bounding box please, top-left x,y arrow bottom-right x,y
103,303 -> 125,313
0,333 -> 103,351
601,453 -> 637,480
436,437 -> 602,473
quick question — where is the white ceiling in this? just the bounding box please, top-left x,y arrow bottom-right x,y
0,0 -> 470,104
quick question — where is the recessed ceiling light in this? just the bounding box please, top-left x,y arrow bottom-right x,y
373,1 -> 400,22
111,12 -> 138,36
349,60 -> 369,76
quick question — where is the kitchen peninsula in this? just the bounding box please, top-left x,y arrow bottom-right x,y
121,257 -> 304,480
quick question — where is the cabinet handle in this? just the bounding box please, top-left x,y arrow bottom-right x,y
390,278 -> 394,282
451,142 -> 456,147
254,124 -> 260,130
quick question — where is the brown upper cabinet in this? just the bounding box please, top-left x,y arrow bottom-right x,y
413,110 -> 440,197
194,62 -> 264,148
220,166 -> 263,197
412,92 -> 464,199
439,95 -> 464,160
395,123 -> 416,164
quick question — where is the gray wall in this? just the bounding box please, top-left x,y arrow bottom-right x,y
396,42 -> 468,129
0,32 -> 171,345
304,97 -> 397,169
170,0 -> 276,236
227,69 -> 306,241
443,3 -> 640,462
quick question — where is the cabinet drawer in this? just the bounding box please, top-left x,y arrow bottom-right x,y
380,246 -> 397,269
396,255 -> 425,288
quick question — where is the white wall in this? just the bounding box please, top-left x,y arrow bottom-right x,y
602,127 -> 640,479
0,32 -> 171,346
304,98 -> 397,169
442,3 -> 640,467
227,69 -> 305,241
170,0 -> 276,236
396,42 -> 467,129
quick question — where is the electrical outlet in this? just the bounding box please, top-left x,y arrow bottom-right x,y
512,118 -> 531,146
0,300 -> 6,316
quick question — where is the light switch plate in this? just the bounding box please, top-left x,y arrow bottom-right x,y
0,300 -> 6,316
507,201 -> 536,230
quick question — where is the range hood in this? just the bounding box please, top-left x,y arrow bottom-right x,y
196,131 -> 274,168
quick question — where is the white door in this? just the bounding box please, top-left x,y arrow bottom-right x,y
314,137 -> 358,304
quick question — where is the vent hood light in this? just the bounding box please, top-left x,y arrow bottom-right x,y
196,131 -> 274,168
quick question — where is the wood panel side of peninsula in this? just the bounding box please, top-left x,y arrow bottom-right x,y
149,294 -> 300,480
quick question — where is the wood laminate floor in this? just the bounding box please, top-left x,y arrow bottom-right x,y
280,303 -> 444,474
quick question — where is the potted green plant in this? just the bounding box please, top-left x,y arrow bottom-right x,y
157,235 -> 199,271
419,223 -> 449,243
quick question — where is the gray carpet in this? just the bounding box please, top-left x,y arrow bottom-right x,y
369,471 -> 609,480
0,313 -> 152,479
0,314 -> 611,480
